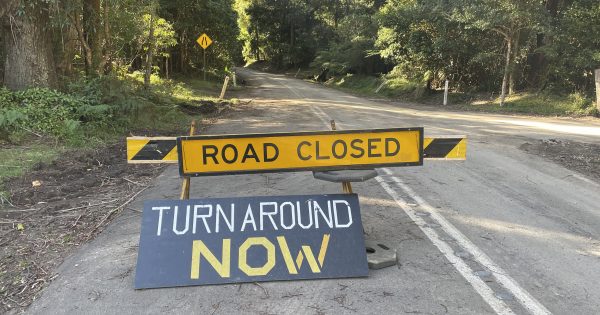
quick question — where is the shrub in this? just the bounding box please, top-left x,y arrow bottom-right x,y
0,87 -> 113,141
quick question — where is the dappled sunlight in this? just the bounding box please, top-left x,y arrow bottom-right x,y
360,195 -> 600,257
493,119 -> 600,136
264,97 -> 600,138
576,247 -> 600,258
358,196 -> 399,208
471,100 -> 490,106
450,214 -> 599,247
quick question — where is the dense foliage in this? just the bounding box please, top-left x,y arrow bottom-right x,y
235,0 -> 600,102
0,0 -> 599,118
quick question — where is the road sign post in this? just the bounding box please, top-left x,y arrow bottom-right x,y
180,120 -> 196,200
444,80 -> 449,106
219,76 -> 230,99
595,69 -> 600,112
196,33 -> 213,81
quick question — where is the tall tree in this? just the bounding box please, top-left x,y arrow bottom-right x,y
451,0 -> 545,105
1,0 -> 58,90
160,0 -> 241,74
144,10 -> 156,89
526,0 -> 561,90
83,0 -> 102,75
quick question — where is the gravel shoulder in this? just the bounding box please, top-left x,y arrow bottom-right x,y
520,139 -> 600,184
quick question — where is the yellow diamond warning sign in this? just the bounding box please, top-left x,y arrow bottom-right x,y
177,128 -> 424,176
196,33 -> 212,49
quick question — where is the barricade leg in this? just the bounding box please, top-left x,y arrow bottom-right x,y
180,120 -> 196,200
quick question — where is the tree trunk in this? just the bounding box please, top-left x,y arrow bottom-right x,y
509,30 -> 520,95
254,25 -> 260,60
165,56 -> 169,79
99,0 -> 112,74
83,0 -> 102,76
1,0 -> 57,90
144,12 -> 155,89
526,0 -> 560,90
500,37 -> 512,107
179,31 -> 186,74
57,22 -> 77,78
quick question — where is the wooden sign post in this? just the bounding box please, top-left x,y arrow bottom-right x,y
595,69 -> 600,112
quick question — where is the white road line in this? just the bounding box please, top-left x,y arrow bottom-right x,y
571,173 -> 600,187
375,175 -> 514,315
381,170 -> 551,315
273,76 -> 550,314
306,102 -> 552,315
309,105 -> 332,127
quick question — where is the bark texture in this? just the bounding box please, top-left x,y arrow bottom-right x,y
1,0 -> 57,90
144,12 -> 155,89
500,37 -> 512,106
83,0 -> 102,75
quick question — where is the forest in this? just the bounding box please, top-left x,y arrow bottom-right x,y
0,0 -> 599,145
239,0 -> 600,112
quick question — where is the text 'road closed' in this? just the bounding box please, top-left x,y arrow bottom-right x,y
177,128 -> 423,176
135,194 -> 368,289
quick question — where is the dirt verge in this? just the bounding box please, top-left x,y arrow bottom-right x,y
0,103 -> 240,313
520,139 -> 600,183
0,140 -> 166,313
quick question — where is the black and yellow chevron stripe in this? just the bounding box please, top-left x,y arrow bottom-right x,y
423,136 -> 467,160
127,137 -> 178,163
126,136 -> 466,163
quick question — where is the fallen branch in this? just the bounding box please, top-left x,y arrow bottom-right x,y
86,186 -> 150,238
3,208 -> 37,212
123,177 -> 146,186
126,206 -> 142,213
252,282 -> 269,298
57,199 -> 119,213
20,126 -> 42,138
0,194 -> 15,207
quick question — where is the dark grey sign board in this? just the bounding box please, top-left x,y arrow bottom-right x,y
135,194 -> 368,289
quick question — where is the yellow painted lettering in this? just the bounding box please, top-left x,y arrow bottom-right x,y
277,236 -> 298,274
278,234 -> 331,274
190,239 -> 231,279
317,234 -> 330,266
238,237 -> 275,276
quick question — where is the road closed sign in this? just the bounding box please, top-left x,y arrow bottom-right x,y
177,128 -> 423,176
134,194 -> 368,289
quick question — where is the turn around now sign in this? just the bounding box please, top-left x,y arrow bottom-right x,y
135,194 -> 368,289
177,128 -> 423,176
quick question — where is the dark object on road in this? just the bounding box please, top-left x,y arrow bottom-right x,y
364,240 -> 398,269
316,68 -> 329,82
313,169 -> 378,183
178,100 -> 228,115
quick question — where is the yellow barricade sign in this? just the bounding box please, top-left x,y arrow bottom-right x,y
177,128 -> 424,176
423,136 -> 467,160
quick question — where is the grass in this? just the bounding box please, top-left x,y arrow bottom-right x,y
0,144 -> 61,180
322,73 -> 598,117
0,72 -> 236,200
456,92 -> 598,116
0,143 -> 62,204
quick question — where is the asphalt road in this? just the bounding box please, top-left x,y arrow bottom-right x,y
28,69 -> 600,314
